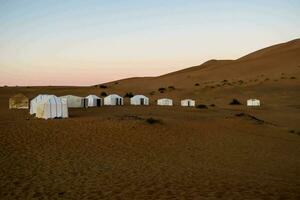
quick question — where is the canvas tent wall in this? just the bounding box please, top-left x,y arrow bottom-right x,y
30,94 -> 51,114
130,95 -> 149,105
86,95 -> 102,107
9,93 -> 29,109
60,95 -> 86,108
181,99 -> 195,107
104,94 -> 123,105
35,95 -> 68,119
157,98 -> 173,106
247,99 -> 260,106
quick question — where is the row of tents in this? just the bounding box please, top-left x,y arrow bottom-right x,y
9,93 -> 260,119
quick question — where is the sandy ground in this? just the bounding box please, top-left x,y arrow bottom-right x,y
1,88 -> 300,200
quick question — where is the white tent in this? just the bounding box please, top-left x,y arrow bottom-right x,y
104,94 -> 123,105
130,95 -> 149,105
86,95 -> 102,107
157,98 -> 173,106
181,99 -> 195,107
30,94 -> 51,115
247,99 -> 260,106
35,95 -> 68,119
60,95 -> 86,108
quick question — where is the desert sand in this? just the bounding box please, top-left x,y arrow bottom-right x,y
0,39 -> 300,199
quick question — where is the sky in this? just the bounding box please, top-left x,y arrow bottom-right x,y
0,0 -> 300,86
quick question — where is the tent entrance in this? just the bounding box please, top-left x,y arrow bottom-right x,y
97,99 -> 101,107
83,98 -> 88,108
140,98 -> 144,105
116,98 -> 121,105
188,101 -> 190,107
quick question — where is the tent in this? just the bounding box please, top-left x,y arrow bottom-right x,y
30,94 -> 51,114
60,95 -> 87,108
181,99 -> 195,107
35,95 -> 68,119
157,98 -> 173,106
9,93 -> 29,109
86,95 -> 102,107
130,95 -> 149,105
247,99 -> 260,106
104,94 -> 123,105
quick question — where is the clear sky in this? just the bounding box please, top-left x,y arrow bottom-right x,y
0,0 -> 299,86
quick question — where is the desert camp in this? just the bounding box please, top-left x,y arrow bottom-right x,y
104,94 -> 124,105
30,94 -> 51,115
130,95 -> 149,105
157,98 -> 173,106
86,95 -> 102,107
247,99 -> 261,106
9,93 -> 29,109
60,95 -> 87,108
181,99 -> 196,107
35,95 -> 68,119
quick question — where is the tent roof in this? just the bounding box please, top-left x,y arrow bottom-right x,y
10,93 -> 28,99
158,98 -> 172,101
182,99 -> 195,102
39,95 -> 62,104
86,95 -> 100,99
132,95 -> 148,99
61,95 -> 83,99
106,94 -> 122,98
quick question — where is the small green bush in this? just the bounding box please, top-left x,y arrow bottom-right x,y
100,92 -> 107,97
124,92 -> 134,98
229,99 -> 242,105
158,88 -> 166,93
146,118 -> 161,124
196,104 -> 208,109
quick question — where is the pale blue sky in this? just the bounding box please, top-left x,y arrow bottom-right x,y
0,0 -> 299,86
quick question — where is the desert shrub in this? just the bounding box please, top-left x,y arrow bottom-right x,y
210,104 -> 215,107
195,83 -> 200,86
94,85 -> 98,87
290,76 -> 296,79
114,82 -> 119,84
168,86 -> 175,90
229,99 -> 242,105
158,88 -> 166,93
289,130 -> 300,135
146,117 -> 161,124
100,92 -> 107,97
3,85 -> 8,87
223,80 -> 228,83
196,104 -> 208,109
264,78 -> 269,81
100,85 -> 108,89
124,92 -> 134,98
238,80 -> 243,84
149,91 -> 155,95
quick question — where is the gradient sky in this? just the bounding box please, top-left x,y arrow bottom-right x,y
1,0 -> 300,86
